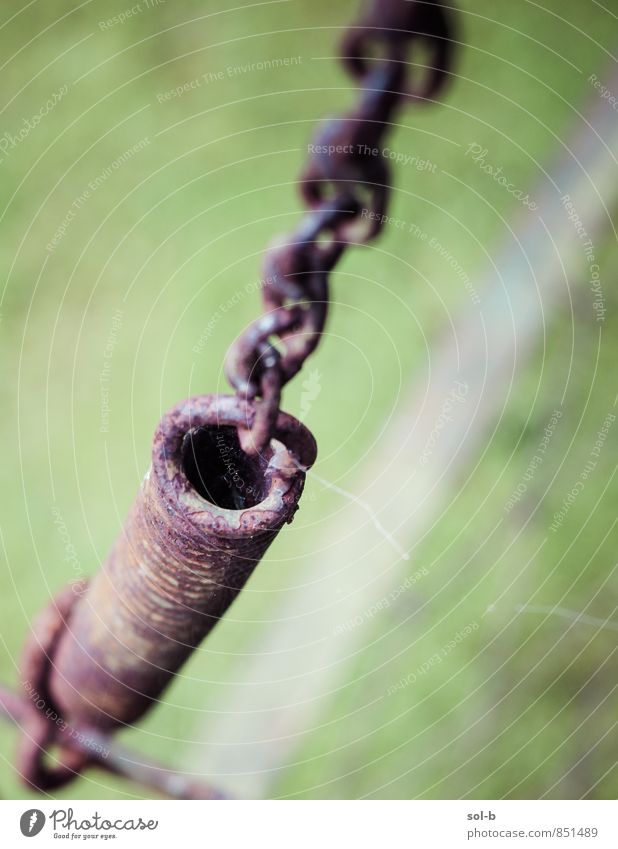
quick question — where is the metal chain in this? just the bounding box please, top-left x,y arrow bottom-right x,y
0,0 -> 456,799
226,0 -> 456,455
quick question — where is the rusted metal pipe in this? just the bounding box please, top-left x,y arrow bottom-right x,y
47,394 -> 316,731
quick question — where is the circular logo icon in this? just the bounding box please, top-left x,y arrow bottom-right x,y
19,810 -> 45,837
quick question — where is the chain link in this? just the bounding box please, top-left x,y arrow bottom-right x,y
226,0 -> 456,454
0,0 -> 457,798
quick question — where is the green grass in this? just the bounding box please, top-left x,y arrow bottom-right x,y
276,239 -> 618,798
1,0 -> 617,799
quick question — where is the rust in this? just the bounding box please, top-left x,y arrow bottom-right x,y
341,0 -> 455,99
48,394 -> 316,731
17,583 -> 90,790
225,0 -> 456,453
0,682 -> 226,798
0,0 -> 457,797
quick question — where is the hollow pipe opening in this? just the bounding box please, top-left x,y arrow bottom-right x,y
181,425 -> 267,510
46,395 -> 316,730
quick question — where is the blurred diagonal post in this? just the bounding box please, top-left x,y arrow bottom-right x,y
190,67 -> 618,798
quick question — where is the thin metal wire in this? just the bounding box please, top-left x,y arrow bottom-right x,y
0,685 -> 226,800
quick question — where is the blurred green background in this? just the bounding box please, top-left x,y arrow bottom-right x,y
1,0 -> 618,799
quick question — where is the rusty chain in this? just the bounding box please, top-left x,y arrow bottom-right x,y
0,0 -> 456,799
226,0 -> 456,455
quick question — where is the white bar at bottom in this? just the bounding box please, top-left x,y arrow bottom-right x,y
0,799 -> 616,848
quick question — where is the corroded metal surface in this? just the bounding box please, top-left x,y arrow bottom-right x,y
0,0 -> 457,797
17,583 -> 90,790
49,395 -> 316,731
225,0 -> 456,453
0,679 -> 226,798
